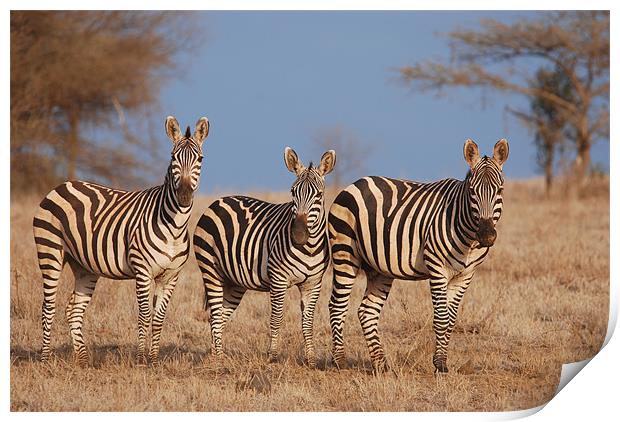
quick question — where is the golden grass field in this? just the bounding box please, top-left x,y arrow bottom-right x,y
10,178 -> 609,411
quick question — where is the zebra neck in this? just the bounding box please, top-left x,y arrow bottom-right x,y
453,178 -> 478,246
307,207 -> 327,240
157,175 -> 192,239
292,206 -> 327,252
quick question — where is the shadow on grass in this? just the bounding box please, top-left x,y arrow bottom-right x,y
10,343 -> 212,369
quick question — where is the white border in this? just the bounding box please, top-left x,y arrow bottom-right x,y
3,2 -> 616,420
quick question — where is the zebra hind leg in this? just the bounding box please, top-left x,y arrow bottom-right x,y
221,283 -> 246,331
329,247 -> 361,369
358,272 -> 394,374
203,274 -> 226,359
34,234 -> 65,363
65,257 -> 99,366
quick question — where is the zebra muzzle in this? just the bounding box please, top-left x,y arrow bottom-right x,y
476,218 -> 497,247
291,214 -> 310,246
176,183 -> 193,207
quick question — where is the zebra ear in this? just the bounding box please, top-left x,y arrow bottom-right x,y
193,117 -> 210,145
284,147 -> 305,175
463,139 -> 480,169
318,150 -> 336,176
493,139 -> 509,168
165,116 -> 182,143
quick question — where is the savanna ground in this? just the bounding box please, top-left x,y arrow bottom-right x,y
10,178 -> 609,411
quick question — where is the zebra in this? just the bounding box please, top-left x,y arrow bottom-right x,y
193,147 -> 336,367
33,116 -> 210,366
328,139 -> 509,373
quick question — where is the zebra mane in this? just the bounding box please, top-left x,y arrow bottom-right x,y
184,126 -> 191,139
308,161 -> 314,169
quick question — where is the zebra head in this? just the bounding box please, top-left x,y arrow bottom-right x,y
284,147 -> 336,247
464,138 -> 509,248
165,116 -> 210,208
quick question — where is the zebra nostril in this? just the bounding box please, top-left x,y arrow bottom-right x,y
176,184 -> 193,207
476,219 -> 496,247
291,214 -> 310,246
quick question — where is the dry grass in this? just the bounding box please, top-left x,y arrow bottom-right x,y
10,178 -> 609,411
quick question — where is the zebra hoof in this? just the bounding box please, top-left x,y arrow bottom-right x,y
373,360 -> 390,375
332,358 -> 346,369
434,363 -> 449,374
74,349 -> 90,367
136,352 -> 148,366
149,352 -> 161,367
268,353 -> 279,364
331,350 -> 346,369
304,355 -> 317,369
433,355 -> 449,373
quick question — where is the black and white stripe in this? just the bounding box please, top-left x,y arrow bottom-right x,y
328,139 -> 509,373
33,116 -> 210,365
193,147 -> 336,366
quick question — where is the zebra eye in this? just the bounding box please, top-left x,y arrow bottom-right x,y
197,156 -> 203,163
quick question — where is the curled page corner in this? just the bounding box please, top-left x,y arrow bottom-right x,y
555,359 -> 592,395
493,359 -> 595,420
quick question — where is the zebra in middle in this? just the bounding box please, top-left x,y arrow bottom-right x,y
328,139 -> 509,373
193,147 -> 336,366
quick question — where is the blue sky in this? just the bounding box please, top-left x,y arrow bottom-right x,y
157,11 -> 609,194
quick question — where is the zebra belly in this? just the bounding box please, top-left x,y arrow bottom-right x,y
358,238 -> 430,281
352,214 -> 430,281
216,241 -> 271,291
67,243 -> 134,279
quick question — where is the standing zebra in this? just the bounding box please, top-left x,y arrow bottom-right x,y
328,139 -> 509,373
193,147 -> 336,367
33,116 -> 210,366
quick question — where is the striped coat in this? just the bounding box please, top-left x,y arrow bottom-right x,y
33,116 -> 209,365
193,148 -> 336,366
328,139 -> 509,373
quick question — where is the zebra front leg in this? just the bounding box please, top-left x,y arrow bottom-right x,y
358,273 -> 394,373
135,274 -> 153,364
429,276 -> 450,373
298,280 -> 322,368
149,275 -> 178,365
267,284 -> 287,363
445,273 -> 474,347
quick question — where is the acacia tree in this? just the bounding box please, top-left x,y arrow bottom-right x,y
11,11 -> 202,192
399,11 -> 609,189
510,68 -> 574,195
